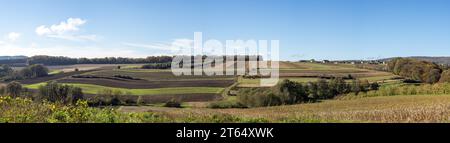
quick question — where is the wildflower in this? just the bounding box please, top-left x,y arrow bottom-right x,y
51,105 -> 57,111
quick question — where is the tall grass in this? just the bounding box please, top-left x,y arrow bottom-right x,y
0,96 -> 267,123
339,83 -> 450,100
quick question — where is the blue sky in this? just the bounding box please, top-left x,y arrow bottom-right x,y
1,0 -> 450,60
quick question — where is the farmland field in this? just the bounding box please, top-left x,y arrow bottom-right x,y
3,60 -> 449,123
25,83 -> 224,95
19,64 -> 235,103
18,62 -> 400,102
119,95 -> 450,123
238,62 -> 399,87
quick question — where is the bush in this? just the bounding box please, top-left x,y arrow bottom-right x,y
0,64 -> 13,77
237,87 -> 280,107
69,87 -> 84,104
37,81 -> 84,104
5,81 -> 23,98
208,100 -> 246,109
113,75 -> 140,80
28,64 -> 49,78
164,99 -> 182,108
142,63 -> 171,69
2,71 -> 24,81
90,89 -> 122,106
370,82 -> 380,90
439,70 -> 450,83
0,86 -> 4,96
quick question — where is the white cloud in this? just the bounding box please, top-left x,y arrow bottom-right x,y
0,32 -> 21,44
35,18 -> 97,41
35,25 -> 52,36
7,32 -> 21,42
47,34 -> 98,42
122,39 -> 195,55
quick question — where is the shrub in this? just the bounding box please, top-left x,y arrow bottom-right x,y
69,87 -> 84,105
136,96 -> 144,106
439,70 -> 450,83
164,99 -> 182,108
370,82 -> 380,90
28,64 -> 49,78
37,81 -> 84,104
89,89 -> 127,106
0,64 -> 13,77
121,95 -> 138,105
316,79 -> 330,99
2,71 -> 24,81
351,80 -> 362,95
38,81 -> 71,102
0,86 -> 5,96
208,100 -> 246,109
142,63 -> 171,69
113,75 -> 140,80
5,82 -> 23,98
111,90 -> 124,106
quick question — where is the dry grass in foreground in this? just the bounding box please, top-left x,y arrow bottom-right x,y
120,95 -> 450,123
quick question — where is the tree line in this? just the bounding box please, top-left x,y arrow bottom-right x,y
0,64 -> 49,82
387,58 -> 448,84
27,55 -> 173,66
23,55 -> 263,66
211,78 -> 379,108
0,81 -> 84,105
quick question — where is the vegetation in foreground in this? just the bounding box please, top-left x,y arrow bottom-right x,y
2,94 -> 449,123
121,95 -> 450,123
0,96 -> 270,123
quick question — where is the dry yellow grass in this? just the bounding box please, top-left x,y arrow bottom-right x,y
120,95 -> 450,123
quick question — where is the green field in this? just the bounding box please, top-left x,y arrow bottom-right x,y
48,70 -> 63,75
83,69 -> 235,81
25,83 -> 224,96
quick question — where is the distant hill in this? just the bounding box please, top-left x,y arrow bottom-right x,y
0,56 -> 28,66
380,56 -> 450,65
0,56 -> 28,61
